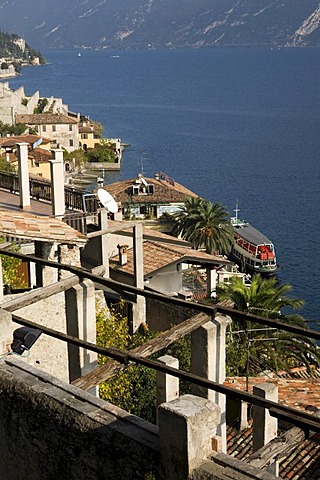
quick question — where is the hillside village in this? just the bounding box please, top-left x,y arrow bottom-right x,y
0,80 -> 319,478
0,32 -> 45,78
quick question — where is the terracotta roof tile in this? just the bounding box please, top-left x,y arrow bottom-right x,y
104,175 -> 200,206
16,113 -> 79,125
0,210 -> 87,245
110,240 -> 230,277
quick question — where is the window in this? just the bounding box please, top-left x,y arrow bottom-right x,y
69,124 -> 73,132
42,125 -> 46,132
69,139 -> 74,147
81,133 -> 88,139
52,125 -> 56,132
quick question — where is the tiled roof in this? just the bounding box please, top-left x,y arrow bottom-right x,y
225,376 -> 320,412
226,368 -> 320,479
16,113 -> 79,125
104,175 -> 200,205
106,220 -> 191,245
79,126 -> 95,133
227,424 -> 320,479
110,240 -> 230,277
29,147 -> 51,163
0,135 -> 51,147
0,209 -> 87,245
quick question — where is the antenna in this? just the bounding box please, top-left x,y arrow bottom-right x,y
234,199 -> 239,223
140,152 -> 146,176
97,188 -> 118,213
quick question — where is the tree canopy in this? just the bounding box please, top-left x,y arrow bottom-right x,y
216,275 -> 319,376
171,197 -> 233,255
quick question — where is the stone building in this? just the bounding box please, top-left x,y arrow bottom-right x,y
0,82 -> 68,125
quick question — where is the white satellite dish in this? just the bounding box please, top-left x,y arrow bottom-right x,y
97,188 -> 118,213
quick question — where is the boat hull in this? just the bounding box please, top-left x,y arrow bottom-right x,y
230,246 -> 278,276
230,216 -> 279,276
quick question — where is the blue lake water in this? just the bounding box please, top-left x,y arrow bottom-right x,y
8,48 -> 320,324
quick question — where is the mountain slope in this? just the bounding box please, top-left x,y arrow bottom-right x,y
0,0 -> 319,50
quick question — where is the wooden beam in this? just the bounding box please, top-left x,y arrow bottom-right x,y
1,265 -> 106,312
72,312 -> 211,390
246,411 -> 320,469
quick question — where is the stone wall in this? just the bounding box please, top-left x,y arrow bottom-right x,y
0,358 -> 277,480
0,358 -> 159,480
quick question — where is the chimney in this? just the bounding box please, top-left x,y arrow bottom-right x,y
16,142 -> 31,209
117,244 -> 128,266
50,149 -> 65,217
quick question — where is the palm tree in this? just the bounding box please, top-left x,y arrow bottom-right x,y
216,275 -> 319,375
172,197 -> 233,255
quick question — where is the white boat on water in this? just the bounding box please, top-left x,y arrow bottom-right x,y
230,205 -> 278,276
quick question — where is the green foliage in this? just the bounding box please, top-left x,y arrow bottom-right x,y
33,98 -> 48,114
0,243 -> 27,289
0,120 -> 27,136
63,149 -> 87,171
0,157 -> 15,172
96,306 -> 157,422
21,98 -> 29,106
0,30 -> 45,65
1,62 -> 8,70
216,274 -> 319,375
86,142 -> 116,163
92,121 -> 104,138
171,197 -> 233,255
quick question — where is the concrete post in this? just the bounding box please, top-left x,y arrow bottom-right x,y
158,394 -> 221,480
191,320 -> 216,401
206,267 -> 217,297
191,313 -> 230,453
65,279 -> 97,395
98,208 -> 109,277
156,355 -> 179,423
16,142 -> 30,209
0,257 -> 3,303
50,149 -> 65,217
253,383 -> 279,476
132,223 -> 146,332
0,309 -> 13,354
34,241 -> 58,287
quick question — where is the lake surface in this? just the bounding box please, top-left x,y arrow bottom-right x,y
8,48 -> 320,324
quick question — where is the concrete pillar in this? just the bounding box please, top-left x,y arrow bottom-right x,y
0,309 -> 12,354
65,279 -> 97,395
253,383 -> 279,476
0,257 -> 3,303
98,208 -> 109,277
132,223 -> 146,332
158,394 -> 221,480
206,267 -> 217,297
156,355 -> 179,423
191,320 -> 216,401
16,142 -> 30,209
191,313 -> 230,453
34,241 -> 58,287
50,149 -> 65,217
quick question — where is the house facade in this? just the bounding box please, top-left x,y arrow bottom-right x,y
104,172 -> 200,220
0,134 -> 52,179
16,113 -> 79,152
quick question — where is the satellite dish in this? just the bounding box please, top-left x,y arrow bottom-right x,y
97,188 -> 118,213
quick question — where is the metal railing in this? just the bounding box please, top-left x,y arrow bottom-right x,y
0,170 -> 99,214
